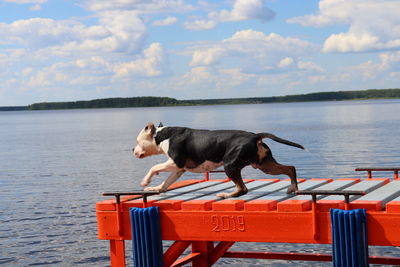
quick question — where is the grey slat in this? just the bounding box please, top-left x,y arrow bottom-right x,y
165,180 -> 252,201
244,180 -> 279,191
191,180 -> 276,201
240,180 -> 292,201
291,179 -> 359,201
355,181 -> 400,207
387,186 -> 400,202
251,179 -> 330,202
150,181 -> 224,200
323,180 -> 387,201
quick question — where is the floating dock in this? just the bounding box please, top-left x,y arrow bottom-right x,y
96,168 -> 400,266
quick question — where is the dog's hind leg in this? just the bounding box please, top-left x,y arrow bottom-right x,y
256,157 -> 298,194
216,167 -> 248,199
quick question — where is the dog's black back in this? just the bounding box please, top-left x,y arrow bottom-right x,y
155,127 -> 266,169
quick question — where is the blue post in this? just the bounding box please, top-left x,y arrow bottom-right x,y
330,209 -> 369,267
129,207 -> 164,267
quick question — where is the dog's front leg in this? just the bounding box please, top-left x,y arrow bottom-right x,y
145,170 -> 186,192
140,158 -> 180,187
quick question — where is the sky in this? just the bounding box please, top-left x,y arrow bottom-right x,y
1,0 -> 400,106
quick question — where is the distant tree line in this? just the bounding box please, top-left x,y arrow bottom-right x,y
0,106 -> 28,111
1,88 -> 399,111
28,97 -> 180,110
185,88 -> 400,105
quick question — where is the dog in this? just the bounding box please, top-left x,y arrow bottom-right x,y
133,122 -> 304,198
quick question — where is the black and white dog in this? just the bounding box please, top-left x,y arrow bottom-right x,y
133,123 -> 304,198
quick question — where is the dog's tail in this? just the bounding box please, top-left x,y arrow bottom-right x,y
257,133 -> 305,150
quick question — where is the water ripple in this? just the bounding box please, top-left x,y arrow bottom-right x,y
1,101 -> 400,266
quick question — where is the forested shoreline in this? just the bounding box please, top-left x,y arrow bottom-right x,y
1,88 -> 400,111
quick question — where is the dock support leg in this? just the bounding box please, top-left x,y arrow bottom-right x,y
110,240 -> 126,267
209,241 -> 235,265
192,241 -> 214,267
164,241 -> 192,267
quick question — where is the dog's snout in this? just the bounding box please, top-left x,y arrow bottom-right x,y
133,146 -> 145,158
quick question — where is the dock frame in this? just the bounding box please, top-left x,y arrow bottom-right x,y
96,168 -> 400,266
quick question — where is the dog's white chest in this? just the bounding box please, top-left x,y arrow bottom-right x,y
185,161 -> 223,173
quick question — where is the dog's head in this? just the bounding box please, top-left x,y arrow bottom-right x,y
133,122 -> 163,158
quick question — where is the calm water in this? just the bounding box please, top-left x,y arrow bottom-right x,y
1,99 -> 400,266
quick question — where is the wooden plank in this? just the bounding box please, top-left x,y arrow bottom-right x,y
291,179 -> 359,201
240,180 -> 292,201
252,179 -> 330,202
153,181 -> 225,201
157,180 -> 278,211
323,179 -> 388,201
165,181 -> 251,201
350,181 -> 400,210
356,181 -> 400,203
193,180 -> 274,201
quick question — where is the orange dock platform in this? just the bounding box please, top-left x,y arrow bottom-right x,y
96,168 -> 400,266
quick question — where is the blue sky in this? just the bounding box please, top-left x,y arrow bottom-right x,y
1,0 -> 400,106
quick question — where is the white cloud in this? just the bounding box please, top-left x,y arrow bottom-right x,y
288,0 -> 400,53
308,75 -> 326,84
88,10 -> 147,53
182,66 -> 213,85
184,19 -> 216,31
178,28 -> 325,97
113,42 -> 167,78
27,71 -> 50,88
22,67 -> 33,76
184,0 -> 275,31
179,66 -> 256,95
2,0 -> 46,3
379,51 -> 400,70
0,11 -> 147,54
0,0 -> 183,104
323,32 -> 381,53
211,0 -> 275,23
152,16 -> 177,26
353,51 -> 400,80
188,30 -> 316,75
84,0 -> 194,13
29,4 -> 41,11
190,47 -> 224,66
278,57 -> 294,68
0,18 -> 79,48
217,68 -> 255,89
297,61 -> 324,73
2,0 -> 47,11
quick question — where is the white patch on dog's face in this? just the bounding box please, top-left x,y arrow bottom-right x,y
133,123 -> 162,158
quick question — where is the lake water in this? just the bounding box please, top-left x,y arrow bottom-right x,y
1,99 -> 400,266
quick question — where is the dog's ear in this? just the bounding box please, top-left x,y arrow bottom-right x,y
158,122 -> 164,127
145,122 -> 156,135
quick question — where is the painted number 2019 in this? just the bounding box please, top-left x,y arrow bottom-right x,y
211,215 -> 245,232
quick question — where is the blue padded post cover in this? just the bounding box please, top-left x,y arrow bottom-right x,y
129,207 -> 163,267
330,209 -> 369,267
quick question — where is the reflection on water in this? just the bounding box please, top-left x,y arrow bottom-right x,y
1,99 -> 400,266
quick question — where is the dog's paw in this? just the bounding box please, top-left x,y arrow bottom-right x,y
216,192 -> 230,199
144,186 -> 161,192
286,184 -> 298,194
158,187 -> 168,193
140,179 -> 150,187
